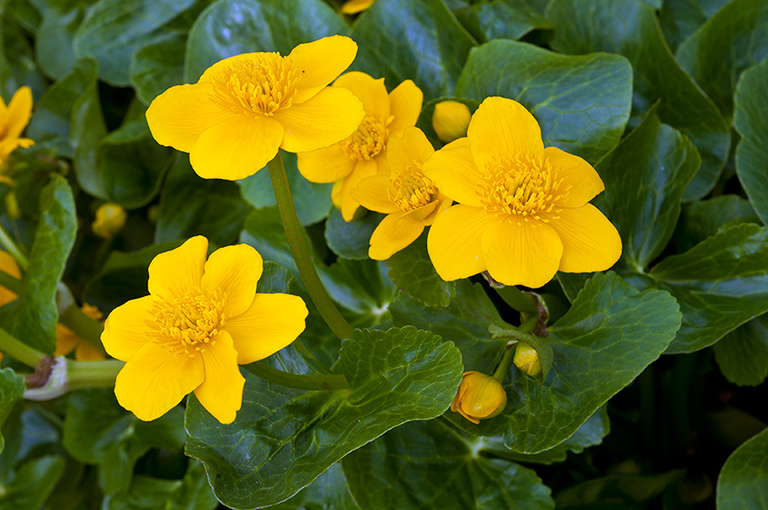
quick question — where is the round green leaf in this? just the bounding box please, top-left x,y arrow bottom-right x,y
717,427 -> 768,510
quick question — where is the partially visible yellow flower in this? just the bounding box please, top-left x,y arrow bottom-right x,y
0,250 -> 21,306
0,87 -> 34,165
451,371 -> 507,424
425,97 -> 622,288
432,100 -> 471,143
101,236 -> 308,424
56,304 -> 106,361
513,342 -> 541,377
146,36 -> 365,181
351,127 -> 451,260
92,203 -> 127,239
298,71 -> 423,221
342,0 -> 375,14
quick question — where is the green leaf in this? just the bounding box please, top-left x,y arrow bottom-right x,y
0,175 -> 76,354
716,427 -> 768,510
556,470 -> 684,507
324,208 -> 381,260
343,419 -> 555,510
733,57 -> 768,225
545,0 -> 731,201
185,0 -> 347,82
675,0 -> 768,120
659,0 -> 730,50
0,368 -> 25,453
455,40 -> 632,163
594,107 -> 700,271
0,14 -> 46,99
386,231 -> 455,308
351,0 -> 475,101
185,326 -> 463,509
6,0 -> 41,32
453,0 -> 552,43
713,315 -> 768,387
271,463 -> 359,510
650,223 -> 768,353
73,0 -> 197,85
0,455 -> 65,510
34,1 -> 93,80
129,31 -> 186,105
679,195 -> 760,251
63,389 -> 186,495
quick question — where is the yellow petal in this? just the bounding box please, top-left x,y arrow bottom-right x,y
468,97 -> 543,172
148,236 -> 208,301
545,147 -> 605,208
351,174 -> 399,214
341,159 -> 378,221
404,200 -> 439,222
5,86 -> 33,139
101,296 -> 156,361
194,331 -> 245,424
369,213 -> 425,260
224,293 -> 308,364
427,204 -> 493,281
55,324 -> 78,356
333,72 -> 390,121
387,127 -> 434,172
289,36 -> 358,104
387,80 -> 423,137
0,250 -> 21,306
298,144 -> 356,183
548,204 -> 622,273
190,115 -> 284,180
422,138 -> 484,207
75,342 -> 106,361
481,219 -> 562,288
342,0 -> 375,13
200,244 -> 263,318
115,340 -> 204,421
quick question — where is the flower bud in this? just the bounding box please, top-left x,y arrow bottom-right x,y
92,203 -> 127,239
432,100 -> 471,143
513,342 -> 542,377
451,371 -> 507,424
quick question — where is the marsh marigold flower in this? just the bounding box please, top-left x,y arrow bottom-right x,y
56,304 -> 106,361
342,0 -> 376,13
0,87 -> 34,165
425,97 -> 622,288
432,100 -> 471,143
298,71 -> 423,221
101,236 -> 308,424
451,371 -> 507,424
351,127 -> 451,260
146,36 -> 365,180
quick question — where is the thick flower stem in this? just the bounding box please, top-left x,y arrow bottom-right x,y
244,361 -> 350,391
0,327 -> 47,367
267,152 -> 354,342
492,343 -> 516,383
493,286 -> 538,314
58,303 -> 106,352
0,222 -> 28,270
66,359 -> 123,391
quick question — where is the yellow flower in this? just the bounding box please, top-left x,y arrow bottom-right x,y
55,304 -> 106,361
0,87 -> 34,165
351,127 -> 451,260
432,100 -> 471,143
342,0 -> 376,14
297,71 -> 423,221
451,371 -> 507,424
92,203 -> 127,239
425,97 -> 622,288
146,36 -> 365,181
101,236 -> 308,424
513,342 -> 541,377
0,250 -> 21,306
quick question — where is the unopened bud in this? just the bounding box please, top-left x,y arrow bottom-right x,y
92,203 -> 127,239
451,371 -> 507,424
513,343 -> 542,377
432,100 -> 471,143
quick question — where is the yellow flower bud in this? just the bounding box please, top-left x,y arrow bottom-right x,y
451,371 -> 507,424
513,342 -> 542,377
432,100 -> 471,143
92,203 -> 127,239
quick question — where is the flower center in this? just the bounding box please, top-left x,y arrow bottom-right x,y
480,151 -> 569,223
340,115 -> 389,160
389,166 -> 438,212
152,290 -> 226,357
208,53 -> 300,117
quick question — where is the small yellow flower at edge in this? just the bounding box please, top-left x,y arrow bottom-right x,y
451,371 -> 507,424
432,100 -> 471,143
351,126 -> 451,260
342,0 -> 376,14
298,71 -> 423,221
101,236 -> 309,424
92,203 -> 127,240
146,36 -> 365,181
0,86 -> 34,165
424,97 -> 622,288
56,304 -> 106,361
0,250 -> 21,306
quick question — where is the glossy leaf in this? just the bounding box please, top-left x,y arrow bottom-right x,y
34,0 -> 93,80
716,427 -> 768,510
556,470 -> 684,507
130,31 -> 186,105
386,231 -> 455,308
713,314 -> 768,387
272,463 -> 359,510
0,368 -> 25,453
453,0 -> 552,43
679,195 -> 760,252
659,0 -> 730,50
324,209 -> 382,260
0,14 -> 46,99
0,455 -> 66,510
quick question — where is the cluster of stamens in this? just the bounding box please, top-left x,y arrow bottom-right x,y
389,165 -> 437,212
340,115 -> 389,160
209,53 -> 300,117
151,290 -> 226,358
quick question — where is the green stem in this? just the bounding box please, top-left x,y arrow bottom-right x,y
267,153 -> 354,341
518,314 -> 538,334
293,339 -> 332,375
492,344 -> 516,382
244,361 -> 350,390
0,222 -> 28,270
0,268 -> 22,295
66,359 -> 123,391
494,286 -> 538,314
59,304 -> 106,352
0,327 -> 46,367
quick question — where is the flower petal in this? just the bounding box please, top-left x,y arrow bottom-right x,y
0,250 -> 21,306
422,138 -> 484,207
201,244 -> 263,318
5,86 -> 33,139
194,331 -> 245,424
148,236 -> 208,301
351,174 -> 399,214
387,126 -> 434,172
275,87 -> 364,153
341,159 -> 378,221
341,0 -> 375,13
190,115 -> 284,180
333,72 -> 390,121
387,80 -> 423,137
298,144 -> 356,183
224,293 -> 308,364
545,147 -> 605,208
101,296 -> 157,361
75,342 -> 106,362
290,35 -> 358,104
427,204 -> 493,281
115,340 -> 204,421
481,219 -> 562,288
369,213 -> 425,260
146,82 -> 234,153
55,324 -> 78,356
548,204 -> 622,273
468,97 -> 543,172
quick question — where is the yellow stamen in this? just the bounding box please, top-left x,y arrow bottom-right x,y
389,165 -> 437,212
150,290 -> 226,358
340,115 -> 389,160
